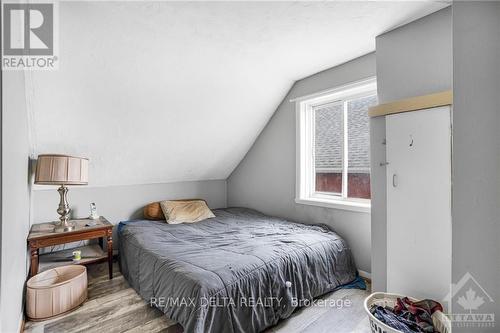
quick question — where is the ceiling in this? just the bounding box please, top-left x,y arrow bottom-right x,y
30,1 -> 448,186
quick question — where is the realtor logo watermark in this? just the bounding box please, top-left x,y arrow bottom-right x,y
150,296 -> 352,309
444,272 -> 495,329
2,1 -> 59,70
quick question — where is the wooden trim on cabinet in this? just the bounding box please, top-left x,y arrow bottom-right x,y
368,90 -> 452,117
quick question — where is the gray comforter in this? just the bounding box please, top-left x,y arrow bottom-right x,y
118,207 -> 357,333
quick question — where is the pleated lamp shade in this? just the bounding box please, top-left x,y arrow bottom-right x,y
35,154 -> 89,185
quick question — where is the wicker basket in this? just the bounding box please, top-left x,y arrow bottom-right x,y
26,265 -> 87,320
364,292 -> 451,333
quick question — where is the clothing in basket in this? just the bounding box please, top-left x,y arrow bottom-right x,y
370,297 -> 443,333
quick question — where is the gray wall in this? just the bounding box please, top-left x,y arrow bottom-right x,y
1,72 -> 32,332
452,2 -> 500,330
32,180 -> 226,254
32,179 -> 227,228
371,7 -> 452,291
227,53 -> 376,274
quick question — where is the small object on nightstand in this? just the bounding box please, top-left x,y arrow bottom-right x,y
85,221 -> 97,227
72,250 -> 82,261
89,202 -> 99,219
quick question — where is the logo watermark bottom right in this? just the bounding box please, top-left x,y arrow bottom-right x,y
444,272 -> 495,329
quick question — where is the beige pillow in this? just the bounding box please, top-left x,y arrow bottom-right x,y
160,199 -> 215,224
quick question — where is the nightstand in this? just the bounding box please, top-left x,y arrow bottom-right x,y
27,217 -> 113,279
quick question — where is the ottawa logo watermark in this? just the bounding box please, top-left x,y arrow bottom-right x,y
2,1 -> 59,70
444,272 -> 495,329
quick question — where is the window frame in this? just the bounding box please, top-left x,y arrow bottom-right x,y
295,77 -> 376,213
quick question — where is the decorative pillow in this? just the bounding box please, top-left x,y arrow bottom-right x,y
159,199 -> 215,224
143,202 -> 165,220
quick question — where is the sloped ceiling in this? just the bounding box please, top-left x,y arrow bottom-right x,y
30,1 -> 447,186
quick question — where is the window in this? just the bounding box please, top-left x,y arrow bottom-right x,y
295,78 -> 377,212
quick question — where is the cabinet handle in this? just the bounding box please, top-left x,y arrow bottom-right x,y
393,174 -> 398,187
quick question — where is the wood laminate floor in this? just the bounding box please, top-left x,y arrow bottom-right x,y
24,261 -> 371,333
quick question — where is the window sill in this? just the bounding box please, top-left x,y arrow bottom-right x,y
295,197 -> 371,213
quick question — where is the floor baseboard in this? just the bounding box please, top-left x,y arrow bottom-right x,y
358,269 -> 372,280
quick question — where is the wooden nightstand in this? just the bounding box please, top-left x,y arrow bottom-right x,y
27,217 -> 113,279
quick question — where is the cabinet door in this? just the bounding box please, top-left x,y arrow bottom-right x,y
386,106 -> 451,304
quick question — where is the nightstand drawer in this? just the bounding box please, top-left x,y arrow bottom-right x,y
29,228 -> 110,248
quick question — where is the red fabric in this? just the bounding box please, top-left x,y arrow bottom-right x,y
395,297 -> 443,315
394,297 -> 443,332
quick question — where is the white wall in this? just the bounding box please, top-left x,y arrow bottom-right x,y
227,54 -> 376,273
1,71 -> 32,332
452,2 -> 500,329
29,2 -> 235,226
371,7 -> 452,291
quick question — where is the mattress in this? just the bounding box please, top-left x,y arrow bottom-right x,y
118,207 -> 357,333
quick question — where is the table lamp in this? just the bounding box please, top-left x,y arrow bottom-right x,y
34,154 -> 89,232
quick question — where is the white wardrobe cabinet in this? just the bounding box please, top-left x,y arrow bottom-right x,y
385,105 -> 452,306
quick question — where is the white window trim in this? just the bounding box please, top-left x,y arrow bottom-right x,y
295,77 -> 376,213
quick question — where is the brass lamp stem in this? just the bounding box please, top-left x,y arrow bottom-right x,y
55,185 -> 74,232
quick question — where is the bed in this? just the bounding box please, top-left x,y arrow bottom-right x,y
118,207 -> 358,333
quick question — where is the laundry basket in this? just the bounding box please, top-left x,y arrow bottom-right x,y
26,265 -> 87,320
364,292 -> 451,333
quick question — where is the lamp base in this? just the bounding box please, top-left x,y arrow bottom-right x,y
54,222 -> 75,233
55,184 -> 73,232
